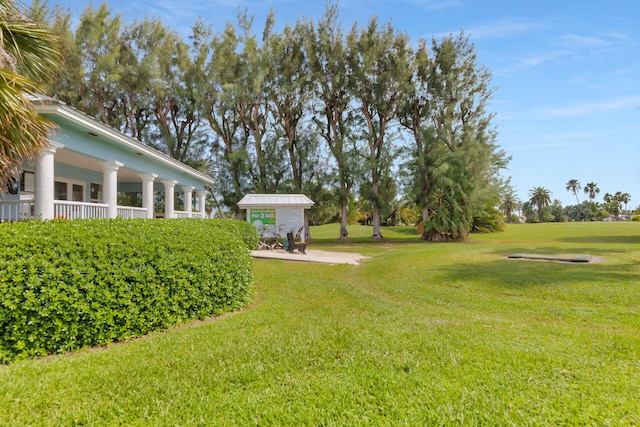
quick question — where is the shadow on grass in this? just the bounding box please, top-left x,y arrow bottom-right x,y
434,257 -> 637,289
561,235 -> 640,245
489,245 -> 629,257
310,231 -> 424,245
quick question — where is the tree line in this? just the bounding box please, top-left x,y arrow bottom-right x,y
500,180 -> 633,223
29,0 -> 508,241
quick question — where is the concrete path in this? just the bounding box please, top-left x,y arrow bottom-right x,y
251,248 -> 370,265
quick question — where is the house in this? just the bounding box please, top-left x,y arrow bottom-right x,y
0,96 -> 215,221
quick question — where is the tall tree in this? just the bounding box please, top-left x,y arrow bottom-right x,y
620,192 -> 631,214
33,2 -> 82,107
397,39 -> 434,236
528,186 -> 551,221
583,182 -> 600,202
74,2 -> 124,129
201,21 -> 251,217
1,0 -> 60,189
116,18 -> 163,141
267,21 -> 311,193
148,24 -> 205,162
565,179 -> 581,204
500,190 -> 520,223
306,2 -> 356,240
235,10 -> 282,193
399,34 -> 504,240
347,18 -> 411,239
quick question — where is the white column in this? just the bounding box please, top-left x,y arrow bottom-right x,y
196,190 -> 207,218
139,173 -> 158,219
162,180 -> 177,218
34,143 -> 63,220
101,161 -> 124,219
181,186 -> 194,218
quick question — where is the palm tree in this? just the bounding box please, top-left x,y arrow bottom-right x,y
565,179 -> 581,204
605,192 -> 620,219
500,191 -> 520,223
528,186 -> 552,221
0,0 -> 61,190
620,192 -> 631,215
583,182 -> 600,203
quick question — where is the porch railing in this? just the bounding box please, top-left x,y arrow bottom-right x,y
0,200 -> 35,222
117,206 -> 148,219
1,199 -> 206,221
54,200 -> 108,219
174,211 -> 190,218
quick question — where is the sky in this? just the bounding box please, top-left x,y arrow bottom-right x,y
48,0 -> 640,208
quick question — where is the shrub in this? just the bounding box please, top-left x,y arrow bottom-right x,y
208,218 -> 260,250
0,218 -> 255,363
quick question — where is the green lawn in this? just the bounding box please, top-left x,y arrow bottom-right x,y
1,222 -> 639,425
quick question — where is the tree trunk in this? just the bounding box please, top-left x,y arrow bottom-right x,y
340,202 -> 349,241
426,230 -> 454,242
372,207 -> 383,240
421,205 -> 429,240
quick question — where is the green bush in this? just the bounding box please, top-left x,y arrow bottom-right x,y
208,218 -> 260,250
0,218 -> 255,363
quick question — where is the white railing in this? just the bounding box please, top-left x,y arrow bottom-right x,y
0,200 -> 35,221
2,199 -> 206,221
54,200 -> 107,220
174,211 -> 190,218
117,206 -> 148,219
173,211 -> 206,218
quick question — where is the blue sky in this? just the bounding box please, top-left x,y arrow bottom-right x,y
50,0 -> 640,207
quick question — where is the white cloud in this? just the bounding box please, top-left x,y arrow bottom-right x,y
560,34 -> 611,49
462,19 -> 547,40
402,0 -> 462,12
540,95 -> 640,118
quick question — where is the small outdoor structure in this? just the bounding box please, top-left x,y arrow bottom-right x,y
237,194 -> 314,247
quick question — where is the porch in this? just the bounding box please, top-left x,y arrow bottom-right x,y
0,96 -> 214,222
0,199 -> 206,222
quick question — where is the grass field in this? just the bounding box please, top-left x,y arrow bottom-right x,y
1,222 -> 639,425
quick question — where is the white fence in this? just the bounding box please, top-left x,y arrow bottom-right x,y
117,206 -> 148,219
54,201 -> 108,219
0,200 -> 35,222
1,199 -> 206,221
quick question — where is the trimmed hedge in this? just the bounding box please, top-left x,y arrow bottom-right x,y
0,218 -> 257,363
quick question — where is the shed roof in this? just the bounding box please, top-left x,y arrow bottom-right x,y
237,194 -> 314,208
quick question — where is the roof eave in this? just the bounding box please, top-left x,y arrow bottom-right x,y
34,101 -> 216,185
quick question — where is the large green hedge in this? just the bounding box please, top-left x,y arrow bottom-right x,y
0,218 -> 257,363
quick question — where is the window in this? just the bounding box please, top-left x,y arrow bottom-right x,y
55,181 -> 68,200
54,178 -> 85,202
19,170 -> 35,193
72,184 -> 83,202
90,183 -> 102,202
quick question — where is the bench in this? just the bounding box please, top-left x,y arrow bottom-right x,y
286,232 -> 307,254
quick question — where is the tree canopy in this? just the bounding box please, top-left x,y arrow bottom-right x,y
36,0 -> 507,240
0,0 -> 60,190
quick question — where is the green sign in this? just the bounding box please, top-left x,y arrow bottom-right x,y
250,208 -> 276,227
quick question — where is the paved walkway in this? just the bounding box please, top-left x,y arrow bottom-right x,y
251,249 -> 370,265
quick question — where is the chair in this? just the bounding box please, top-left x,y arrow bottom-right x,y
286,232 -> 307,254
